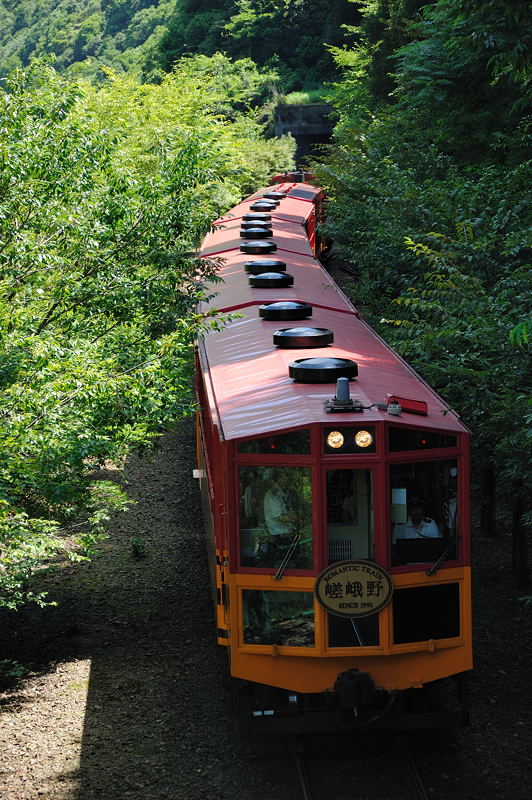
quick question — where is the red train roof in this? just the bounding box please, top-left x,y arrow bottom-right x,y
214,183 -> 320,227
198,305 -> 466,441
201,217 -> 314,259
198,184 -> 467,441
197,250 -> 355,315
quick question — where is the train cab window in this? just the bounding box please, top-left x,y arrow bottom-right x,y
239,466 -> 313,570
237,429 -> 310,454
390,460 -> 458,567
389,427 -> 457,452
326,469 -> 374,563
243,590 -> 314,646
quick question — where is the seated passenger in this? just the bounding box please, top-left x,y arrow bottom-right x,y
393,501 -> 440,543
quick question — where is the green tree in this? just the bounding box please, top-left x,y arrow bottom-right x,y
223,0 -> 360,88
0,59 -> 294,609
393,0 -> 531,156
382,242 -> 531,586
316,0 -> 531,584
155,0 -> 233,71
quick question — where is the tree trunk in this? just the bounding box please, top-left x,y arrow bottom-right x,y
512,495 -> 529,589
480,463 -> 496,537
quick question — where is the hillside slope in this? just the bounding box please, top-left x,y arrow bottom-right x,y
0,0 -> 174,78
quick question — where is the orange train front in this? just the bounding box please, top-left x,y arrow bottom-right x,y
195,175 -> 472,734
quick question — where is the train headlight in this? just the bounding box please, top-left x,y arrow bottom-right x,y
355,430 -> 373,448
327,431 -> 344,449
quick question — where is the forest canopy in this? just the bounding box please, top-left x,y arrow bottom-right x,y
315,0 -> 531,584
0,57 -> 294,608
0,0 -> 360,88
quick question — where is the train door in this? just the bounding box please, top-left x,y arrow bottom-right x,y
324,468 -> 379,647
325,468 -> 374,563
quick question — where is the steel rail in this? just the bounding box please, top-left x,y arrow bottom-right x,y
293,748 -> 314,800
399,744 -> 430,800
291,737 -> 429,800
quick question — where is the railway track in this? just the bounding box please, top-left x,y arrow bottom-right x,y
292,736 -> 430,800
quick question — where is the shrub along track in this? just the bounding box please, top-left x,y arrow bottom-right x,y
0,419 -> 531,800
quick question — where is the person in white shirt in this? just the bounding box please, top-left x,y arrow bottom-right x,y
263,469 -> 294,537
393,501 -> 441,543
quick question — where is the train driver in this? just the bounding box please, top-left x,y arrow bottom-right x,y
393,500 -> 441,543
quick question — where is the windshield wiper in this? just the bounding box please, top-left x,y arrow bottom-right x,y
274,534 -> 301,581
425,536 -> 460,576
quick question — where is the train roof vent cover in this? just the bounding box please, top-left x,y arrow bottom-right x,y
240,227 -> 273,239
250,201 -> 277,211
273,327 -> 334,348
243,212 -> 272,221
259,301 -> 312,320
240,240 -> 277,254
244,259 -> 286,274
263,191 -> 286,200
241,221 -> 272,230
249,272 -> 294,287
289,357 -> 358,383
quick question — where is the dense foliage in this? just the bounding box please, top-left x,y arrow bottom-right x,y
1,0 -> 529,607
316,0 -> 531,584
0,1 -> 360,90
0,58 -> 294,608
0,0 -> 183,79
222,0 -> 360,89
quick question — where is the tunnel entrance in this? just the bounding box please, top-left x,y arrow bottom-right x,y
274,103 -> 334,164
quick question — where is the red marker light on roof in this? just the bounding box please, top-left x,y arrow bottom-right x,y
385,394 -> 428,416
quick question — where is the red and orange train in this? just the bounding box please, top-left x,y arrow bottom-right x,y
195,173 -> 472,734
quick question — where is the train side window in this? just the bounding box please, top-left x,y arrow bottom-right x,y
390,460 -> 458,567
237,429 -> 310,454
326,469 -> 374,563
243,590 -> 315,646
239,466 -> 313,570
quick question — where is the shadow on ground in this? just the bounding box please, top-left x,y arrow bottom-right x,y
0,423 -> 297,800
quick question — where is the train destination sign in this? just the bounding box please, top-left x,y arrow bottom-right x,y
314,560 -> 393,618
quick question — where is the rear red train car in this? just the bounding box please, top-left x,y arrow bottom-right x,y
195,178 -> 472,734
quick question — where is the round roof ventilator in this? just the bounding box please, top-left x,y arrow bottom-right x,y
243,212 -> 271,221
248,272 -> 294,287
273,327 -> 334,348
250,201 -> 277,211
263,191 -> 286,200
259,301 -> 312,320
289,357 -> 358,383
240,227 -> 273,239
240,240 -> 277,254
244,259 -> 286,274
240,221 -> 272,230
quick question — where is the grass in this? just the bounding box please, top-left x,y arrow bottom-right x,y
277,88 -> 331,105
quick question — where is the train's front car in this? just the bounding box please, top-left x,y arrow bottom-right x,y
196,181 -> 472,734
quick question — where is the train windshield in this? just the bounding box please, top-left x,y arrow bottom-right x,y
239,466 -> 313,570
326,469 -> 374,563
390,459 -> 458,567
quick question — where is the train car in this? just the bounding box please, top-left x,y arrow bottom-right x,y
195,175 -> 472,734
